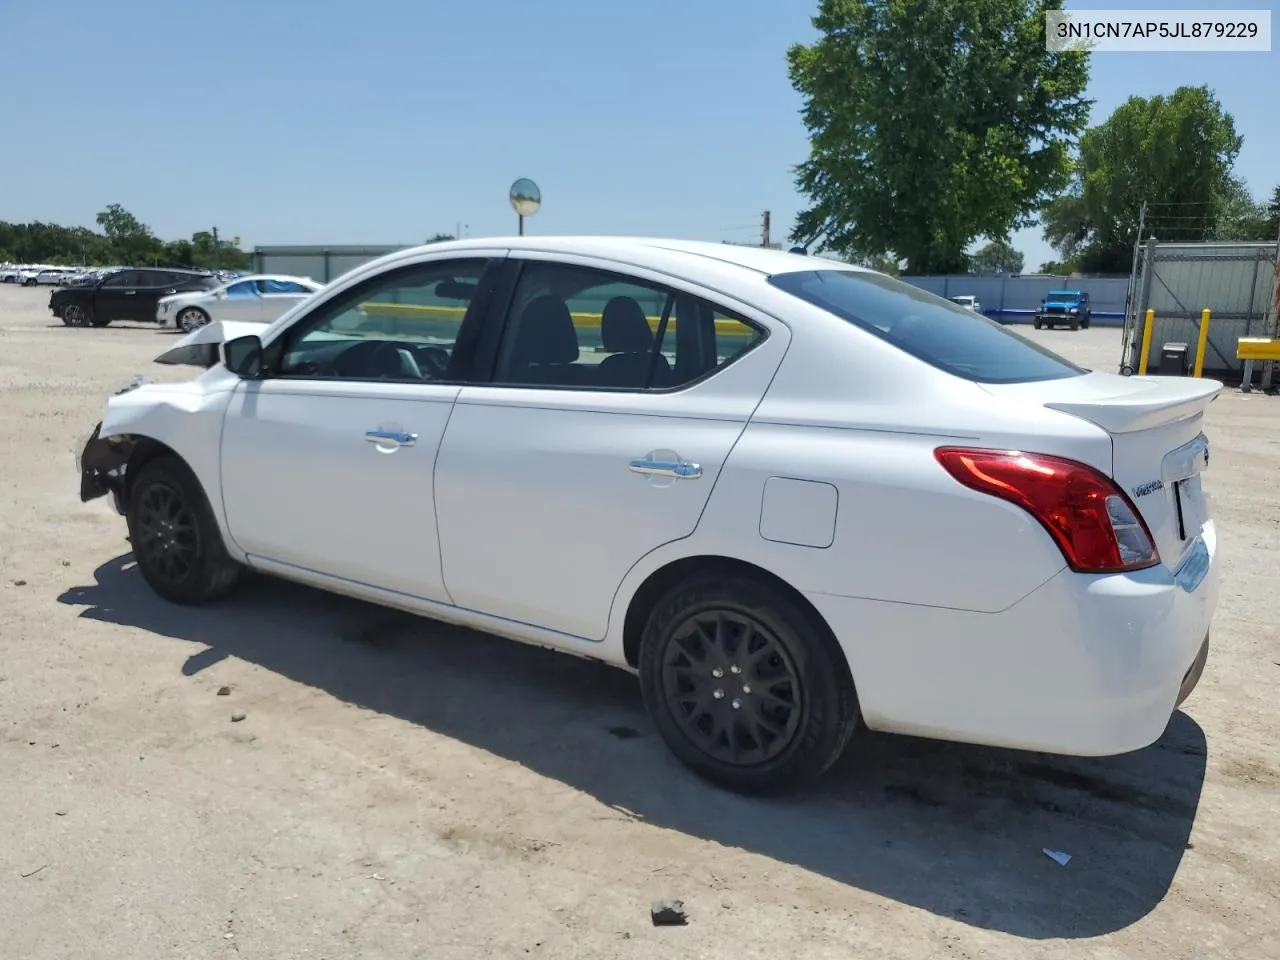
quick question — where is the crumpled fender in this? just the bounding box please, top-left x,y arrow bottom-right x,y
88,374 -> 244,557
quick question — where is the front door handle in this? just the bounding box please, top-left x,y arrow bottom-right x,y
629,457 -> 702,479
124,290 -> 137,295
365,429 -> 417,447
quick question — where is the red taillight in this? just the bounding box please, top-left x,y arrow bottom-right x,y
934,447 -> 1160,574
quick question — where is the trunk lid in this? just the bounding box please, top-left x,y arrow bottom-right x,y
984,371 -> 1221,569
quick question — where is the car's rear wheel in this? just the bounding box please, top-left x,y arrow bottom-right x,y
638,571 -> 859,794
61,303 -> 92,327
177,307 -> 210,333
125,456 -> 242,606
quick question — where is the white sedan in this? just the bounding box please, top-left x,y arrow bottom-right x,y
75,237 -> 1219,793
157,274 -> 323,332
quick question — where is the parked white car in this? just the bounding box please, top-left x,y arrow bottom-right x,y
949,294 -> 983,313
36,267 -> 79,286
76,237 -> 1219,793
157,274 -> 323,332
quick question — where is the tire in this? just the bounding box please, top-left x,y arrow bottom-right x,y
638,571 -> 859,794
1069,320 -> 1079,331
1082,317 -> 1090,330
125,456 -> 242,606
1034,320 -> 1042,330
61,303 -> 93,327
23,278 -> 36,286
177,307 -> 210,333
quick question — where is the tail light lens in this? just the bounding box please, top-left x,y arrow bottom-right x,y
934,447 -> 1160,574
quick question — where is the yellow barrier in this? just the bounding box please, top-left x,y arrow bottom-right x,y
1193,308 -> 1211,378
357,301 -> 754,337
1137,308 -> 1156,375
1236,337 -> 1280,361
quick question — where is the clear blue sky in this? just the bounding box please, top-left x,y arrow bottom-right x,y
1,0 -> 1275,271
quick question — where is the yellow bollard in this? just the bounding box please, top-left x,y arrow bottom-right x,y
1138,308 -> 1156,375
1193,308 -> 1211,378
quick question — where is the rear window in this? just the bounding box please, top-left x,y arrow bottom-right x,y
769,269 -> 1084,384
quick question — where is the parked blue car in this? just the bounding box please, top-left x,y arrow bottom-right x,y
1035,289 -> 1091,330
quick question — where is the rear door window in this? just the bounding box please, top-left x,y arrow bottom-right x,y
769,269 -> 1083,384
489,261 -> 765,390
225,281 -> 259,298
257,278 -> 310,294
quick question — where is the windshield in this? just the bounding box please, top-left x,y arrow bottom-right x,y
769,269 -> 1084,384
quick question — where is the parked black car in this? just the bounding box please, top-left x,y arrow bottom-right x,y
50,268 -> 220,327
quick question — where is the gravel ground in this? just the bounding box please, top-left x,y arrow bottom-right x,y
2,284 -> 1277,960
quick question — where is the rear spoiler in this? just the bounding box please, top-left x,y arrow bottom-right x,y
1044,375 -> 1223,434
153,320 -> 265,368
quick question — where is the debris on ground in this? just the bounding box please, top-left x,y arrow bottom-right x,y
217,686 -> 232,696
12,579 -> 27,587
231,712 -> 247,723
1043,849 -> 1072,866
650,899 -> 688,926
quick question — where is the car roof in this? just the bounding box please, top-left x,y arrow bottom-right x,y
405,236 -> 868,279
1047,289 -> 1082,296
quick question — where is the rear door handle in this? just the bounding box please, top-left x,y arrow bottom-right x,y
365,429 -> 417,447
629,457 -> 702,479
124,290 -> 137,295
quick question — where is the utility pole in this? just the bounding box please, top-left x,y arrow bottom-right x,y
761,210 -> 771,248
212,225 -> 220,272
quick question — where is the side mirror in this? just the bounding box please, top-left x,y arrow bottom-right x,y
222,334 -> 264,379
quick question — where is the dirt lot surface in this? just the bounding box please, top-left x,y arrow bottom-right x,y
2,284 -> 1277,959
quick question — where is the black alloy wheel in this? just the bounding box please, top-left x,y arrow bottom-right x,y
133,479 -> 200,587
125,457 -> 242,605
659,608 -> 803,767
638,572 -> 859,794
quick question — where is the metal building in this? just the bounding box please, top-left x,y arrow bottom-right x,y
251,245 -> 410,283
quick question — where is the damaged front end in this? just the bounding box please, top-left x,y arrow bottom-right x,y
77,376 -> 153,508
77,421 -> 137,509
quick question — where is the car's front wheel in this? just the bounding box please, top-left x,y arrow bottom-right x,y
125,456 -> 242,606
177,307 -> 210,333
61,303 -> 92,327
638,571 -> 859,794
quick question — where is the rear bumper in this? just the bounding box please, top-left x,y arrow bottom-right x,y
807,520 -> 1219,756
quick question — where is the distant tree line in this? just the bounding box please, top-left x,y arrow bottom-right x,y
789,1 -> 1280,277
0,204 -> 253,271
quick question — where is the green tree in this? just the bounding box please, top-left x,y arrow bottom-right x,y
95,203 -> 161,264
426,232 -> 455,243
788,0 -> 1090,273
1041,85 -> 1244,273
969,238 -> 1025,274
859,253 -> 902,275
